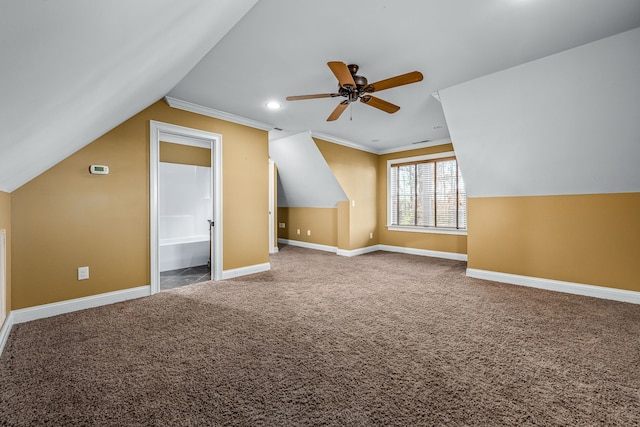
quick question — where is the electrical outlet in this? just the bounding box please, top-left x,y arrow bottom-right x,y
307,230 -> 311,236
279,222 -> 286,228
296,229 -> 300,235
352,200 -> 356,207
370,232 -> 373,239
78,266 -> 89,281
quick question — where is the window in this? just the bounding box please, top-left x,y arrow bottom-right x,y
388,153 -> 466,232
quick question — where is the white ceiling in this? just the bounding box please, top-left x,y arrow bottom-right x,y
441,27 -> 640,197
1,0 -> 639,192
0,0 -> 259,192
169,0 -> 640,152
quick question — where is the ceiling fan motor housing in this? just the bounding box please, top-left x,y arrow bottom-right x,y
338,86 -> 358,102
353,74 -> 368,89
340,64 -> 368,100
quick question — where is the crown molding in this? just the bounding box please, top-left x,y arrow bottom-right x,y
309,131 -> 379,154
307,132 -> 453,156
377,138 -> 454,155
165,97 -> 452,155
164,97 -> 274,131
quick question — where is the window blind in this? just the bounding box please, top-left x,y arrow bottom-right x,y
390,158 -> 466,230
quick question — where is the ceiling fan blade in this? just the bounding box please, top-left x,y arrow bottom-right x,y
327,100 -> 349,121
286,93 -> 340,101
328,61 -> 356,89
360,95 -> 400,114
364,71 -> 423,93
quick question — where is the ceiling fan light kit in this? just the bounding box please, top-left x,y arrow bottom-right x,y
286,61 -> 423,121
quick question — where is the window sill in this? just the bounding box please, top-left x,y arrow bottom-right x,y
386,225 -> 467,236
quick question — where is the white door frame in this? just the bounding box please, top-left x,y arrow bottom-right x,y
268,159 -> 278,254
0,229 -> 6,326
150,121 -> 223,294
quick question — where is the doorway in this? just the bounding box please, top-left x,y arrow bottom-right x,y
158,160 -> 211,290
150,121 -> 222,294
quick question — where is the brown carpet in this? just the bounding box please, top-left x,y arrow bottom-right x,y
1,245 -> 639,426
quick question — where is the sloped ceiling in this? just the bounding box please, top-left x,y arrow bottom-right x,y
0,0 -> 259,192
270,132 -> 348,207
2,1 -> 639,194
440,28 -> 640,198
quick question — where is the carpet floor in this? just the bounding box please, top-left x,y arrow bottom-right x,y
1,245 -> 639,426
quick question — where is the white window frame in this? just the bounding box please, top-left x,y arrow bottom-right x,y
386,151 -> 467,236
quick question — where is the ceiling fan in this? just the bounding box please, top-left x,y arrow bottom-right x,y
286,61 -> 423,121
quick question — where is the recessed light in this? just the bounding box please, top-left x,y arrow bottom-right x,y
266,101 -> 281,110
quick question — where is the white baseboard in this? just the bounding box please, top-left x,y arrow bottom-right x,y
337,245 -> 381,257
221,262 -> 270,280
467,268 -> 640,305
270,246 -> 279,254
379,244 -> 468,261
0,286 -> 151,358
12,286 -> 151,325
0,311 -> 15,357
278,238 -> 337,253
278,239 -> 468,262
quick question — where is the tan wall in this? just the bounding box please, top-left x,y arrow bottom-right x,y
313,138 -> 378,250
277,207 -> 337,247
11,100 -> 268,309
0,191 -> 11,323
377,144 -> 468,254
277,141 -> 466,255
337,201 -> 350,250
221,123 -> 269,270
468,193 -> 640,292
160,142 -> 211,167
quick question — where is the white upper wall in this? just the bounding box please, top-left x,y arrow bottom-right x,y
440,27 -> 640,198
0,0 -> 259,192
269,132 -> 348,208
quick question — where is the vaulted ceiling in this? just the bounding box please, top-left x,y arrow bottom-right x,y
2,0 -> 640,192
169,0 -> 640,152
0,0 -> 259,192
